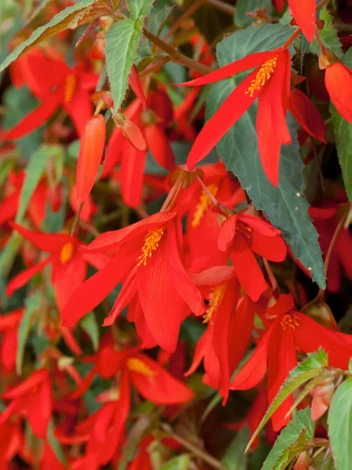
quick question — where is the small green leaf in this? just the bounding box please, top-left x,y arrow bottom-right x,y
207,25 -> 326,288
234,0 -> 272,28
246,349 -> 327,450
105,20 -> 143,114
159,455 -> 191,470
328,377 -> 352,470
0,0 -> 97,74
15,145 -> 59,223
262,409 -> 314,470
127,0 -> 154,20
222,426 -> 249,470
16,293 -> 40,374
0,232 -> 22,280
47,420 -> 67,465
331,104 -> 352,202
80,312 -> 99,351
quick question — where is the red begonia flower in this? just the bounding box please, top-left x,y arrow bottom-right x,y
324,61 -> 352,123
288,0 -> 316,42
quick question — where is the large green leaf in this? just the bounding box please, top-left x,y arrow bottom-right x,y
0,0 -> 98,74
328,378 -> 352,470
246,349 -> 327,450
262,409 -> 314,470
105,20 -> 143,114
206,25 -> 325,288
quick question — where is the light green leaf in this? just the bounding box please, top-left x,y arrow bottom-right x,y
105,20 -> 143,114
262,409 -> 314,470
207,25 -> 325,288
246,349 -> 327,450
310,7 -> 343,59
159,455 -> 191,470
0,232 -> 22,282
0,0 -> 97,74
127,0 -> 154,20
331,104 -> 352,202
328,377 -> 352,470
15,145 -> 59,223
234,0 -> 272,28
80,312 -> 99,351
17,293 -> 40,374
47,420 -> 67,465
222,426 -> 249,470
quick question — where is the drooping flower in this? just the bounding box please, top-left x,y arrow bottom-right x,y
6,223 -> 109,311
218,213 -> 287,301
61,212 -> 204,351
180,47 -> 325,186
0,369 -> 52,438
230,294 -> 352,431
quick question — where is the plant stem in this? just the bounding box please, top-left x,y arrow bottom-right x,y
162,0 -> 203,41
203,0 -> 235,15
143,29 -> 213,75
160,423 -> 226,470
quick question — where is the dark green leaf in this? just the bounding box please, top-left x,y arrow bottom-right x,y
262,409 -> 314,470
234,0 -> 272,28
105,20 -> 143,114
207,25 -> 325,288
159,455 -> 191,470
222,426 -> 249,469
328,377 -> 352,470
0,0 -> 97,74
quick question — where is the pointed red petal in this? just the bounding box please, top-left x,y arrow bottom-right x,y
217,216 -> 237,252
128,65 -> 147,109
186,69 -> 259,169
6,257 -> 52,297
178,50 -> 282,87
103,269 -> 137,326
250,232 -> 287,262
10,222 -> 72,252
76,114 -> 106,205
122,120 -> 147,151
325,63 -> 352,123
101,126 -> 124,178
63,88 -> 93,137
120,143 -> 146,208
145,124 -> 175,170
288,0 -> 316,42
288,88 -> 326,142
3,369 -> 48,399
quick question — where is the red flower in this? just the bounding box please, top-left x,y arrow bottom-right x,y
61,212 -> 204,351
288,0 -> 316,42
0,308 -> 22,372
6,52 -> 97,139
181,47 -> 325,186
218,213 -> 287,301
324,61 -> 352,123
0,369 -> 52,438
6,223 -> 109,311
230,294 -> 352,431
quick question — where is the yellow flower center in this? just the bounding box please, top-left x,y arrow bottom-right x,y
203,283 -> 227,323
60,242 -> 74,264
192,184 -> 219,228
127,358 -> 155,376
280,314 -> 300,331
64,73 -> 77,103
137,227 -> 165,267
246,56 -> 278,98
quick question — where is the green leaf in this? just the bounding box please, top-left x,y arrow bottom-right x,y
328,377 -> 352,470
127,0 -> 154,20
80,312 -> 99,351
222,426 -> 249,470
159,455 -> 191,470
15,145 -> 58,223
234,0 -> 272,28
207,25 -> 325,288
0,232 -> 22,281
331,104 -> 352,202
246,349 -> 327,450
105,20 -> 143,114
310,7 -> 343,59
47,420 -> 67,465
16,293 -> 40,374
0,0 -> 97,74
262,409 -> 314,470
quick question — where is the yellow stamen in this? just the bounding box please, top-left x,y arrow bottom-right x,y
60,242 -> 74,264
203,283 -> 227,323
236,221 -> 253,239
127,358 -> 155,376
137,228 -> 165,267
64,73 -> 77,103
192,184 -> 219,228
246,56 -> 278,98
280,314 -> 300,331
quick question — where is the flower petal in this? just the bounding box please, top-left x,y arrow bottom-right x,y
288,0 -> 316,42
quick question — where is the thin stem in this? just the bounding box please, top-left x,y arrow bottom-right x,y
143,29 -> 213,75
196,175 -> 220,207
70,203 -> 84,236
160,174 -> 184,211
263,259 -> 279,293
160,424 -> 226,470
162,0 -> 203,41
203,0 -> 235,15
